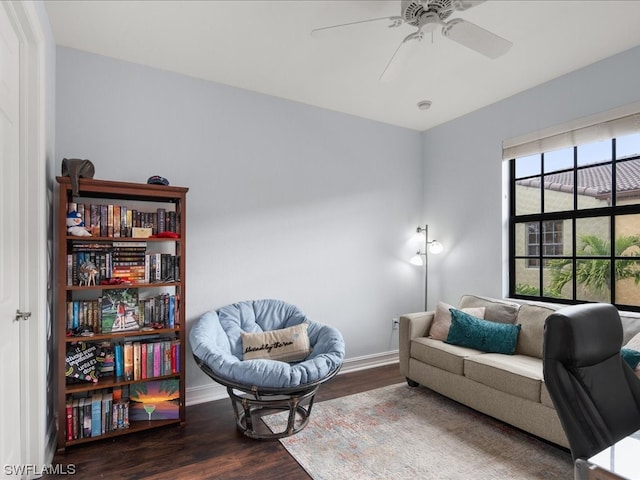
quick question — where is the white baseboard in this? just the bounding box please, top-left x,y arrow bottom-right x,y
338,350 -> 399,374
185,350 -> 399,406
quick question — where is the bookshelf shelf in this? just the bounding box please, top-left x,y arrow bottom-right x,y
65,373 -> 181,395
65,282 -> 182,292
55,177 -> 188,452
65,236 -> 183,243
64,419 -> 181,447
65,328 -> 181,343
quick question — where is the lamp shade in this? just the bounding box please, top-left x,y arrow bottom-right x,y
429,241 -> 443,254
410,252 -> 425,266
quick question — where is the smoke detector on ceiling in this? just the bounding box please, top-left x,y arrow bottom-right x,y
417,100 -> 432,110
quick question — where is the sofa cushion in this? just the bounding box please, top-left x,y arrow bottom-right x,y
411,337 -> 483,375
446,309 -> 521,355
515,303 -> 557,358
429,302 -> 486,341
621,347 -> 640,369
624,332 -> 640,377
464,354 -> 543,403
458,294 -> 520,324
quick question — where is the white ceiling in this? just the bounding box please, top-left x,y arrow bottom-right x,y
45,0 -> 640,131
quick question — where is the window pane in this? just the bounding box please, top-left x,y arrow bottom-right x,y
514,259 -> 539,296
515,222 -> 528,256
615,259 -> 640,306
543,171 -> 573,213
616,158 -> 640,206
544,147 -> 573,174
515,176 -> 541,215
615,214 -> 640,256
515,154 -> 541,178
577,139 -> 612,167
577,164 -> 612,210
617,132 -> 640,160
576,259 -> 610,303
576,217 -> 610,257
543,258 -> 572,300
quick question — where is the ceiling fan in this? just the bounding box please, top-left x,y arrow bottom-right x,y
311,0 -> 512,82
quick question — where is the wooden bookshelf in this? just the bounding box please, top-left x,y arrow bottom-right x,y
55,177 -> 188,451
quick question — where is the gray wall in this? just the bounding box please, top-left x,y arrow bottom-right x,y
55,47 -> 424,396
422,45 -> 640,308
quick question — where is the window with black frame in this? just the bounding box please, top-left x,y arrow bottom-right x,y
508,129 -> 640,310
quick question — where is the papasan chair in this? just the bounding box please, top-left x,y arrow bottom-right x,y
190,299 -> 345,439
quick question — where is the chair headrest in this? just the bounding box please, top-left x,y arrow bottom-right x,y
544,303 -> 623,367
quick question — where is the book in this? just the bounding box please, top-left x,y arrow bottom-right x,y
72,398 -> 79,440
123,342 -> 134,381
91,393 -> 102,437
100,288 -> 140,333
102,393 -> 112,435
100,205 -> 108,237
163,340 -> 172,375
146,342 -> 154,378
156,208 -> 166,233
96,342 -> 114,377
133,342 -> 141,381
114,344 -> 124,378
82,398 -> 91,438
89,204 -> 101,236
171,340 -> 180,374
66,401 -> 73,441
153,342 -> 162,377
77,398 -> 85,438
107,204 -> 114,237
113,206 -> 121,237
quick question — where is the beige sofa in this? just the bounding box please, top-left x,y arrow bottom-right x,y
399,294 -> 640,449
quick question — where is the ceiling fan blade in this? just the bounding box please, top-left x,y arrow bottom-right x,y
442,18 -> 512,59
451,0 -> 486,11
311,16 -> 402,37
379,32 -> 422,83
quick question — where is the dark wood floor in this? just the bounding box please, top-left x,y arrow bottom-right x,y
44,363 -> 404,480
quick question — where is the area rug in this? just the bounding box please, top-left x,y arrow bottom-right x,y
263,384 -> 573,480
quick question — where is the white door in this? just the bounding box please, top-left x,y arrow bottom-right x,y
0,4 -> 23,472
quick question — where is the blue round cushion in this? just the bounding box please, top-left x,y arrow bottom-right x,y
190,299 -> 345,389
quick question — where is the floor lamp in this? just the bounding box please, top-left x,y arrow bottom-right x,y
410,225 -> 443,311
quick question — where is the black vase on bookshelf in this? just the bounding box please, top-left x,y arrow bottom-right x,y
55,177 -> 188,451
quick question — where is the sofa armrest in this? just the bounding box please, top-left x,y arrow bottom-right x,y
399,311 -> 435,378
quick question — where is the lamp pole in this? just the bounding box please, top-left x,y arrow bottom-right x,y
423,224 -> 429,312
411,224 -> 441,311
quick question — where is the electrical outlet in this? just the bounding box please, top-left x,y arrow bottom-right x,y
392,317 -> 399,330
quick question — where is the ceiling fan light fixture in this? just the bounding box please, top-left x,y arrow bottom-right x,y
417,100 -> 432,110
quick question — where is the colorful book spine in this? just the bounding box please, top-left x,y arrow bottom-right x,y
124,342 -> 134,381
133,342 -> 141,381
141,343 -> 147,380
114,344 -> 124,378
66,401 -> 73,441
153,342 -> 162,377
91,393 -> 102,437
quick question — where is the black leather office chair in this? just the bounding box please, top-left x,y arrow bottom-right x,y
543,303 -> 640,470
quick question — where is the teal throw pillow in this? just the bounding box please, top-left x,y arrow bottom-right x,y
621,347 -> 640,369
445,308 -> 521,355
